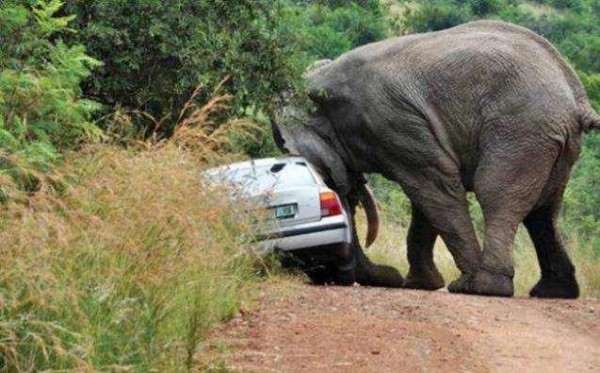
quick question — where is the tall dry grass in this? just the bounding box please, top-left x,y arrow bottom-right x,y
0,86 -> 269,371
0,145 -> 263,371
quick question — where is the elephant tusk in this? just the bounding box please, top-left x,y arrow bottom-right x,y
358,183 -> 379,248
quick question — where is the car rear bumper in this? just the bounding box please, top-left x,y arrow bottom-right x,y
257,215 -> 351,254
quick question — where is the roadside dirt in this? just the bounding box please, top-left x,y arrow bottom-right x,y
201,282 -> 600,372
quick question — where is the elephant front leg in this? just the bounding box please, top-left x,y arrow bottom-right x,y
403,172 -> 483,294
404,204 -> 445,290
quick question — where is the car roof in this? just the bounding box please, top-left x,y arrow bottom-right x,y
207,156 -> 308,173
201,156 -> 330,189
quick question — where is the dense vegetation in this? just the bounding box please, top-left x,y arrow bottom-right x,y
0,0 -> 102,196
0,0 -> 598,370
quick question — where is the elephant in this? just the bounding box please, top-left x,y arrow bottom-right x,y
270,20 -> 600,298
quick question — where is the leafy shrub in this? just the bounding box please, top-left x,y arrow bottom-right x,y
402,1 -> 474,33
549,0 -> 585,11
464,0 -> 510,15
567,35 -> 600,73
62,1 -> 302,136
580,72 -> 600,110
563,132 -> 600,252
277,1 -> 388,60
0,0 -> 101,193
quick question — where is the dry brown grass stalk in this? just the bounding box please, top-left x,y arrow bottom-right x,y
0,83 -> 270,370
0,144 -> 265,371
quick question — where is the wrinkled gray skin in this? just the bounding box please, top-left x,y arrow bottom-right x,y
272,21 -> 600,298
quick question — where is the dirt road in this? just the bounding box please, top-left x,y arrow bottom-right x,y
202,282 -> 600,372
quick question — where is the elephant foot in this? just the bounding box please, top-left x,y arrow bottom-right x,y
305,265 -> 356,286
404,268 -> 445,291
354,244 -> 404,288
332,265 -> 356,286
448,270 -> 513,297
447,273 -> 473,294
530,275 -> 579,299
356,263 -> 404,288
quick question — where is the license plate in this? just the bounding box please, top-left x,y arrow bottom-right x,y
275,204 -> 296,219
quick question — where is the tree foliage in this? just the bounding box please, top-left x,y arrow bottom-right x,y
0,0 -> 101,193
283,0 -> 388,60
61,0 -> 302,136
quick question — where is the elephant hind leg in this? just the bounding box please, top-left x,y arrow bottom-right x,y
404,203 -> 445,290
472,142 -> 561,297
523,197 -> 579,299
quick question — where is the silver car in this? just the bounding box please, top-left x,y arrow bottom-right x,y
202,156 -> 355,284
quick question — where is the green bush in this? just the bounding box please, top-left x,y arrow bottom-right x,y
529,0 -> 584,10
403,1 -> 474,33
464,0 -> 510,16
62,1 -> 302,136
563,132 -> 600,252
580,72 -> 600,110
0,0 -> 101,193
279,1 -> 388,60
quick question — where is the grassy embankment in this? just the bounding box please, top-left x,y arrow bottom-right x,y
0,138 -> 267,369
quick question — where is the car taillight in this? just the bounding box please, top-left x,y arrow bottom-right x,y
320,191 -> 343,217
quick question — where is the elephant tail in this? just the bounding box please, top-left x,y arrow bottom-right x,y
579,103 -> 600,133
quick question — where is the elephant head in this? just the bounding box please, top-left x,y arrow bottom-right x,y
270,87 -> 404,288
269,88 -> 379,248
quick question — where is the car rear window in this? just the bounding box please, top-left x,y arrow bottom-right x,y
228,162 -> 315,191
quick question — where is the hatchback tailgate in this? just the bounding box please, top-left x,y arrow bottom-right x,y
267,185 -> 322,229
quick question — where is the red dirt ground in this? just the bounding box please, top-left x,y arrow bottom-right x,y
201,283 -> 600,372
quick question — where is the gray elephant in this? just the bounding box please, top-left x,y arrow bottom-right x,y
271,20 -> 600,298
